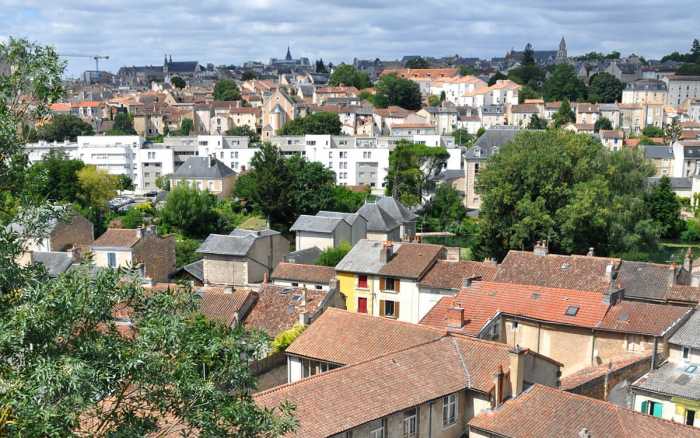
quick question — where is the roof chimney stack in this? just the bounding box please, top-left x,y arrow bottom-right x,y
587,247 -> 595,257
508,345 -> 526,398
447,303 -> 465,329
379,241 -> 394,264
533,240 -> 549,256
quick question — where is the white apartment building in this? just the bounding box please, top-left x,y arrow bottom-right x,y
195,135 -> 256,173
134,147 -> 174,192
76,135 -> 143,180
664,75 -> 700,106
25,140 -> 79,163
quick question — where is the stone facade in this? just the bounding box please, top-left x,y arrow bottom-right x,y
132,232 -> 176,283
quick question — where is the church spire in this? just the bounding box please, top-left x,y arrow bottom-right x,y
556,37 -> 568,63
285,46 -> 292,61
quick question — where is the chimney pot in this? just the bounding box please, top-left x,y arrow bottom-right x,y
447,305 -> 465,329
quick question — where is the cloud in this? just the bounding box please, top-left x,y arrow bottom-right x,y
0,0 -> 697,76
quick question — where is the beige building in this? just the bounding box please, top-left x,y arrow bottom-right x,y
261,89 -> 306,140
170,156 -> 236,198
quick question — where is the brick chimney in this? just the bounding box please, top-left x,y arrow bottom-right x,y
587,247 -> 595,257
379,241 -> 394,264
508,345 -> 526,398
533,240 -> 548,256
492,365 -> 505,407
447,303 -> 465,329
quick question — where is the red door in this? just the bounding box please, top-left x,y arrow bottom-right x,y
357,297 -> 368,313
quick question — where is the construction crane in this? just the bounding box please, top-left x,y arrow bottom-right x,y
58,53 -> 110,72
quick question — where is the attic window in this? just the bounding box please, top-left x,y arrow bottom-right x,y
685,365 -> 698,374
565,306 -> 579,316
618,312 -> 630,322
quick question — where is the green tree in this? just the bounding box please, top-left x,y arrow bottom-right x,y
36,114 -> 94,142
458,65 -> 476,76
315,59 -> 328,74
159,183 -> 221,238
373,73 -> 422,110
642,125 -> 665,138
279,112 -> 342,135
428,95 -> 442,107
27,151 -> 85,203
405,57 -> 430,69
170,76 -> 186,89
518,85 -> 542,103
587,72 -> 624,103
594,117 -> 613,132
677,63 -> 700,76
385,141 -> 450,206
285,154 -> 336,216
527,114 -> 548,130
241,70 -> 257,81
316,241 -> 352,267
180,117 -> 193,135
488,72 -> 507,86
475,130 -> 658,260
543,64 -> 587,102
452,128 -> 475,146
155,174 -> 170,191
108,112 -> 137,135
76,165 -> 119,210
175,235 -> 202,267
329,186 -> 371,212
117,174 -> 134,191
118,207 -> 145,228
328,64 -> 371,89
422,184 -> 466,231
665,119 -> 683,143
226,125 -> 260,142
645,176 -> 684,239
271,324 -> 306,353
213,79 -> 241,101
552,99 -> 575,128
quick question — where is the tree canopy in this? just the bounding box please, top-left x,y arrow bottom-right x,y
108,112 -> 137,135
542,64 -> 587,102
328,64 -> 371,89
170,76 -> 186,89
316,241 -> 352,267
159,183 -> 222,238
645,176 -> 684,239
372,74 -> 422,110
27,151 -> 85,203
587,72 -> 624,103
213,79 -> 241,101
385,141 -> 449,206
475,130 -> 659,260
488,72 -> 507,86
36,114 -> 94,142
594,117 -> 613,132
404,57 -> 430,69
226,125 -> 260,143
552,99 -> 575,128
278,112 -> 342,135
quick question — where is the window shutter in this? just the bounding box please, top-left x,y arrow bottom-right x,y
395,301 -> 400,319
641,401 -> 648,414
395,279 -> 400,293
380,277 -> 385,291
379,300 -> 385,316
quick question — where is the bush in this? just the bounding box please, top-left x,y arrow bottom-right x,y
271,324 -> 306,353
175,235 -> 202,267
681,220 -> 700,243
315,241 -> 352,267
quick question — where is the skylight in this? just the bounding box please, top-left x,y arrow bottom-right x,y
565,306 -> 579,316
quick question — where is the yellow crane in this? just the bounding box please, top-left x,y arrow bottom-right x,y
58,53 -> 110,72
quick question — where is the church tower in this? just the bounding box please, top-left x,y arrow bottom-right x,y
285,46 -> 293,61
556,37 -> 568,63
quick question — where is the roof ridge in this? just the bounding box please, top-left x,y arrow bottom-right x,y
326,308 -> 447,335
450,336 -> 472,388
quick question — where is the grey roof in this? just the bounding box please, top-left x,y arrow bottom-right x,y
376,196 -> 417,223
166,61 -> 199,73
627,79 -> 667,92
617,261 -> 674,301
356,203 -> 400,232
181,259 -> 203,282
229,228 -> 280,238
647,177 -> 692,190
643,145 -> 673,160
335,239 -> 402,274
435,169 -> 465,182
173,156 -> 236,179
632,360 -> 700,401
197,228 -> 278,257
32,251 -> 73,277
285,246 -> 322,265
290,215 -> 344,233
298,84 -> 314,97
316,211 -> 364,226
474,127 -> 520,149
425,106 -> 458,114
669,311 -> 700,349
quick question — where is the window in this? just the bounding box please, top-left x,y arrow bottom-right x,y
403,408 -> 417,437
442,394 -> 457,426
565,306 -> 579,316
357,297 -> 368,314
357,275 -> 368,288
380,300 -> 397,319
147,151 -> 156,159
384,278 -> 396,291
291,282 -> 299,287
315,285 -> 323,290
683,346 -> 691,360
369,419 -> 384,438
687,409 -> 696,426
641,400 -> 663,418
107,252 -> 117,268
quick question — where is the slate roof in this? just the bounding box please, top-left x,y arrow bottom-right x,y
173,156 -> 236,179
643,145 -> 674,160
165,61 -> 199,73
473,127 -> 520,149
616,261 -> 675,301
435,169 -> 465,182
242,284 -> 326,336
669,310 -> 700,349
284,246 -> 322,265
335,239 -> 398,274
632,360 -> 700,401
494,250 -> 619,293
271,263 -> 335,285
31,251 -> 73,277
181,259 -> 203,282
356,203 -> 400,232
290,215 -> 344,233
376,196 -> 417,223
92,228 -> 141,248
469,384 -> 699,438
286,308 -> 444,364
255,335 -> 515,438
419,260 -> 497,290
316,211 -> 364,226
647,176 -> 692,190
197,229 -> 279,257
378,243 -> 443,279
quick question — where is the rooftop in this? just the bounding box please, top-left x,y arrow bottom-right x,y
172,156 -> 236,180
632,360 -> 700,401
92,228 -> 141,248
289,215 -> 345,233
242,284 -> 326,336
197,228 -> 280,257
271,262 -> 336,285
669,310 -> 700,349
355,203 -> 400,232
419,260 -> 497,290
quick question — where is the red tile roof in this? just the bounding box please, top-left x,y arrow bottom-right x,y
92,228 -> 141,248
468,384 -> 699,438
560,353 -> 651,390
380,67 -> 459,79
271,263 -> 336,285
286,308 -> 444,364
597,300 -> 691,336
420,281 -> 611,336
378,243 -> 443,279
197,289 -> 252,326
242,284 -> 326,336
419,260 -> 497,290
255,335 -> 513,438
666,285 -> 700,304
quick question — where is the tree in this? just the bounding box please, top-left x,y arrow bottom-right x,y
118,207 -> 145,228
458,65 -> 476,76
385,141 -> 450,206
488,72 -> 507,86
170,76 -> 186,89
475,130 -> 658,260
27,151 -> 85,203
665,119 -> 683,144
117,174 -> 134,191
645,176 -> 684,239
552,99 -> 575,128
36,114 -> 94,142
316,241 -> 352,267
241,70 -> 257,81
328,64 -> 370,89
278,112 -> 342,135
155,174 -> 171,191
542,64 -> 587,102
108,112 -> 136,135
180,117 -> 193,135
642,125 -> 665,138
522,43 -> 535,66
271,324 -> 306,353
159,183 -> 221,238
175,235 -> 202,267
428,95 -> 441,107
213,79 -> 241,101
692,39 -> 700,57
527,114 -> 548,130
518,86 -> 541,103
594,117 -> 613,132
226,125 -> 260,142
452,128 -> 475,146
285,154 -> 337,216
373,74 -> 422,110
329,186 -> 370,212
76,165 -> 119,211
405,57 -> 430,69
421,184 -> 466,231
587,72 -> 624,103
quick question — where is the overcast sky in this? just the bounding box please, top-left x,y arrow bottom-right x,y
1,0 -> 698,77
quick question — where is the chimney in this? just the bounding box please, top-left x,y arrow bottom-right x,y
136,226 -> 143,239
508,345 -> 526,398
447,303 -> 465,329
69,246 -> 81,263
223,286 -> 234,294
492,365 -> 505,407
379,241 -> 394,264
604,262 -> 615,282
263,271 -> 269,284
533,240 -> 548,256
462,277 -> 473,288
684,248 -> 693,273
587,247 -> 595,257
208,155 -> 216,168
578,428 -> 592,438
329,278 -> 339,293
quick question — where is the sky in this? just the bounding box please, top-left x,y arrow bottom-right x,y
1,0 -> 698,77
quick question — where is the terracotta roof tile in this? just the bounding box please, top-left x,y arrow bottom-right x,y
666,285 -> 700,304
242,284 -> 325,336
197,289 -> 252,326
468,384 -> 699,438
380,67 -> 459,79
419,260 -> 497,290
271,263 -> 335,285
92,228 -> 141,248
286,308 -> 444,364
560,353 -> 651,390
598,300 -> 691,336
378,243 -> 443,279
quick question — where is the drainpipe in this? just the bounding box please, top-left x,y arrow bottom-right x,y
651,337 -> 659,370
427,400 -> 433,438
